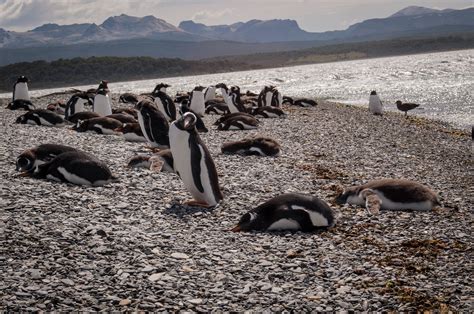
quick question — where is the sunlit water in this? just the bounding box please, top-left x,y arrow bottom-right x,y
2,49 -> 473,128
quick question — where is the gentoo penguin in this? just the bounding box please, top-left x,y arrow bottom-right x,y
106,113 -> 137,124
93,88 -> 112,116
217,115 -> 259,131
152,90 -> 177,121
112,108 -> 138,119
16,144 -> 78,174
231,193 -> 335,232
294,98 -> 318,107
16,109 -> 66,127
119,92 -> 139,104
204,85 -> 216,101
216,83 -> 239,113
396,100 -> 420,118
189,86 -> 206,117
30,151 -> 117,186
257,85 -> 275,107
335,179 -> 440,215
135,100 -> 170,149
368,91 -> 383,115
221,137 -> 281,157
179,100 -> 208,133
153,83 -> 170,94
12,76 -> 30,101
282,96 -> 294,105
213,112 -> 256,126
66,111 -> 101,124
6,99 -> 35,111
65,93 -> 92,119
271,87 -> 283,107
169,112 -> 223,207
127,149 -> 174,173
73,117 -> 122,135
228,86 -> 249,113
251,106 -> 287,118
174,93 -> 190,104
115,123 -> 146,142
205,102 -> 230,115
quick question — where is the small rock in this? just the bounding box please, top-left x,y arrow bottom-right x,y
187,298 -> 203,305
171,252 -> 190,259
119,299 -> 131,306
61,279 -> 74,286
148,273 -> 164,282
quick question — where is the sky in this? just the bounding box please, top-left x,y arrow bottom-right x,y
0,0 -> 472,32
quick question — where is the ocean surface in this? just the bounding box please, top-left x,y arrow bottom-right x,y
2,49 -> 473,128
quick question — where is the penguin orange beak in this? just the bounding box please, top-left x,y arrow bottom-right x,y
230,225 -> 241,232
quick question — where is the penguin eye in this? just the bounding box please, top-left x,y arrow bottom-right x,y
17,156 -> 31,169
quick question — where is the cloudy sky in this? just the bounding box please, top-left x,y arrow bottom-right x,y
0,0 -> 472,32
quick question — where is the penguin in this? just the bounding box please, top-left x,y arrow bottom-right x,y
189,86 -> 206,117
119,92 -> 139,104
246,90 -> 258,97
294,98 -> 318,107
16,109 -> 66,127
231,193 -> 335,232
221,137 -> 281,157
213,112 -> 256,126
135,100 -> 170,149
66,111 -> 101,124
106,113 -> 137,124
257,85 -> 275,107
169,112 -> 223,207
204,85 -> 216,101
205,102 -> 230,115
93,88 -> 112,116
29,151 -> 117,186
216,83 -> 238,112
153,83 -> 170,94
127,150 -> 174,173
251,106 -> 287,118
179,100 -> 208,133
335,179 -> 440,215
369,91 -> 383,115
152,90 -> 177,121
396,100 -> 420,118
174,93 -> 190,104
6,99 -> 35,111
112,108 -> 138,119
72,117 -> 122,135
228,86 -> 249,113
217,115 -> 259,131
16,144 -> 78,174
270,87 -> 283,107
282,96 -> 294,105
114,123 -> 146,142
65,93 -> 92,119
46,101 -> 66,115
12,76 -> 30,101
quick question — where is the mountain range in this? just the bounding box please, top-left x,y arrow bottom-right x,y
0,6 -> 472,65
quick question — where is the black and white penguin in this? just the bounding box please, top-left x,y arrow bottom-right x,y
153,83 -> 170,94
119,92 -> 139,104
152,90 -> 177,121
6,99 -> 35,111
396,100 -> 420,118
115,123 -> 146,142
369,91 -> 383,115
12,76 -> 30,101
270,87 -> 283,107
112,108 -> 138,119
205,102 -> 230,115
213,112 -> 257,126
189,86 -> 206,117
204,85 -> 216,101
66,111 -> 101,124
282,96 -> 294,105
16,144 -> 78,174
135,100 -> 170,149
127,149 -> 174,173
72,117 -> 122,135
217,115 -> 259,130
294,98 -> 318,107
106,113 -> 137,124
216,83 -> 241,113
179,100 -> 208,133
335,179 -> 440,215
257,85 -> 275,107
169,112 -> 223,207
65,93 -> 92,119
251,106 -> 287,118
221,137 -> 281,157
228,86 -> 249,113
30,151 -> 117,186
93,88 -> 112,116
16,109 -> 66,127
231,193 -> 335,232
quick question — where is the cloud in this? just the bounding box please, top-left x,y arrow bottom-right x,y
192,8 -> 234,22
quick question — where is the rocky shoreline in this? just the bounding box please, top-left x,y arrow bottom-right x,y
0,94 -> 472,311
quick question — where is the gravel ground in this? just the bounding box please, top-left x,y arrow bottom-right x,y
0,93 -> 472,312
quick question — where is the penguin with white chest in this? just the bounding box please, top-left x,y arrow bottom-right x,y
152,90 -> 176,121
335,179 -> 440,215
16,144 -> 78,175
169,112 -> 223,208
231,193 -> 335,232
12,76 -> 30,101
16,109 -> 66,127
115,123 -> 146,142
251,106 -> 287,118
204,85 -> 216,101
135,100 -> 170,149
369,91 -> 383,115
93,88 -> 112,116
65,93 -> 92,119
222,137 -> 281,157
189,86 -> 206,117
72,117 -> 122,135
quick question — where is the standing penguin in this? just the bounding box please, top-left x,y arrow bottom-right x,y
153,83 -> 170,94
13,76 -> 30,101
204,85 -> 216,101
65,93 -> 92,119
135,100 -> 170,149
369,91 -> 383,115
93,88 -> 112,116
189,86 -> 206,117
153,90 -> 177,121
257,85 -> 274,107
169,112 -> 223,207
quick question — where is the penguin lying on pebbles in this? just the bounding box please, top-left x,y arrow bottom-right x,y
30,151 -> 117,186
217,114 -> 259,130
369,91 -> 383,115
73,117 -> 122,135
169,112 -> 223,208
65,93 -> 92,119
127,150 -> 174,172
16,144 -> 78,174
251,106 -> 287,118
282,96 -> 294,105
222,137 -> 281,157
135,100 -> 170,149
115,123 -> 146,142
213,112 -> 256,126
335,179 -> 440,215
119,92 -> 139,104
231,193 -> 335,232
6,99 -> 35,111
16,109 -> 66,127
112,108 -> 138,119
106,113 -> 137,124
205,102 -> 230,115
152,90 -> 177,122
294,99 -> 318,107
66,111 -> 101,124
396,100 -> 420,118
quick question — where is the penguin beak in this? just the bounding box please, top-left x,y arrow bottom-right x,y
18,171 -> 31,177
114,127 -> 124,133
230,225 -> 241,232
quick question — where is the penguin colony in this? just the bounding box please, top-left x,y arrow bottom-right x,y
7,76 -> 440,233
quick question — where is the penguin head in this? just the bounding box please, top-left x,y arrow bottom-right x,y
16,150 -> 35,172
215,83 -> 228,91
193,86 -> 206,92
370,91 -> 377,96
15,114 -> 27,124
395,100 -> 402,105
96,88 -> 108,96
98,80 -> 108,89
74,119 -> 89,132
335,186 -> 359,205
231,211 -> 260,232
175,112 -> 197,131
17,76 -> 29,83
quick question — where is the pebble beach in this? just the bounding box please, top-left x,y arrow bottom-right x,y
0,93 -> 472,311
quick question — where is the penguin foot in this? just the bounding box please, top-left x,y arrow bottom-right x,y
184,200 -> 213,208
